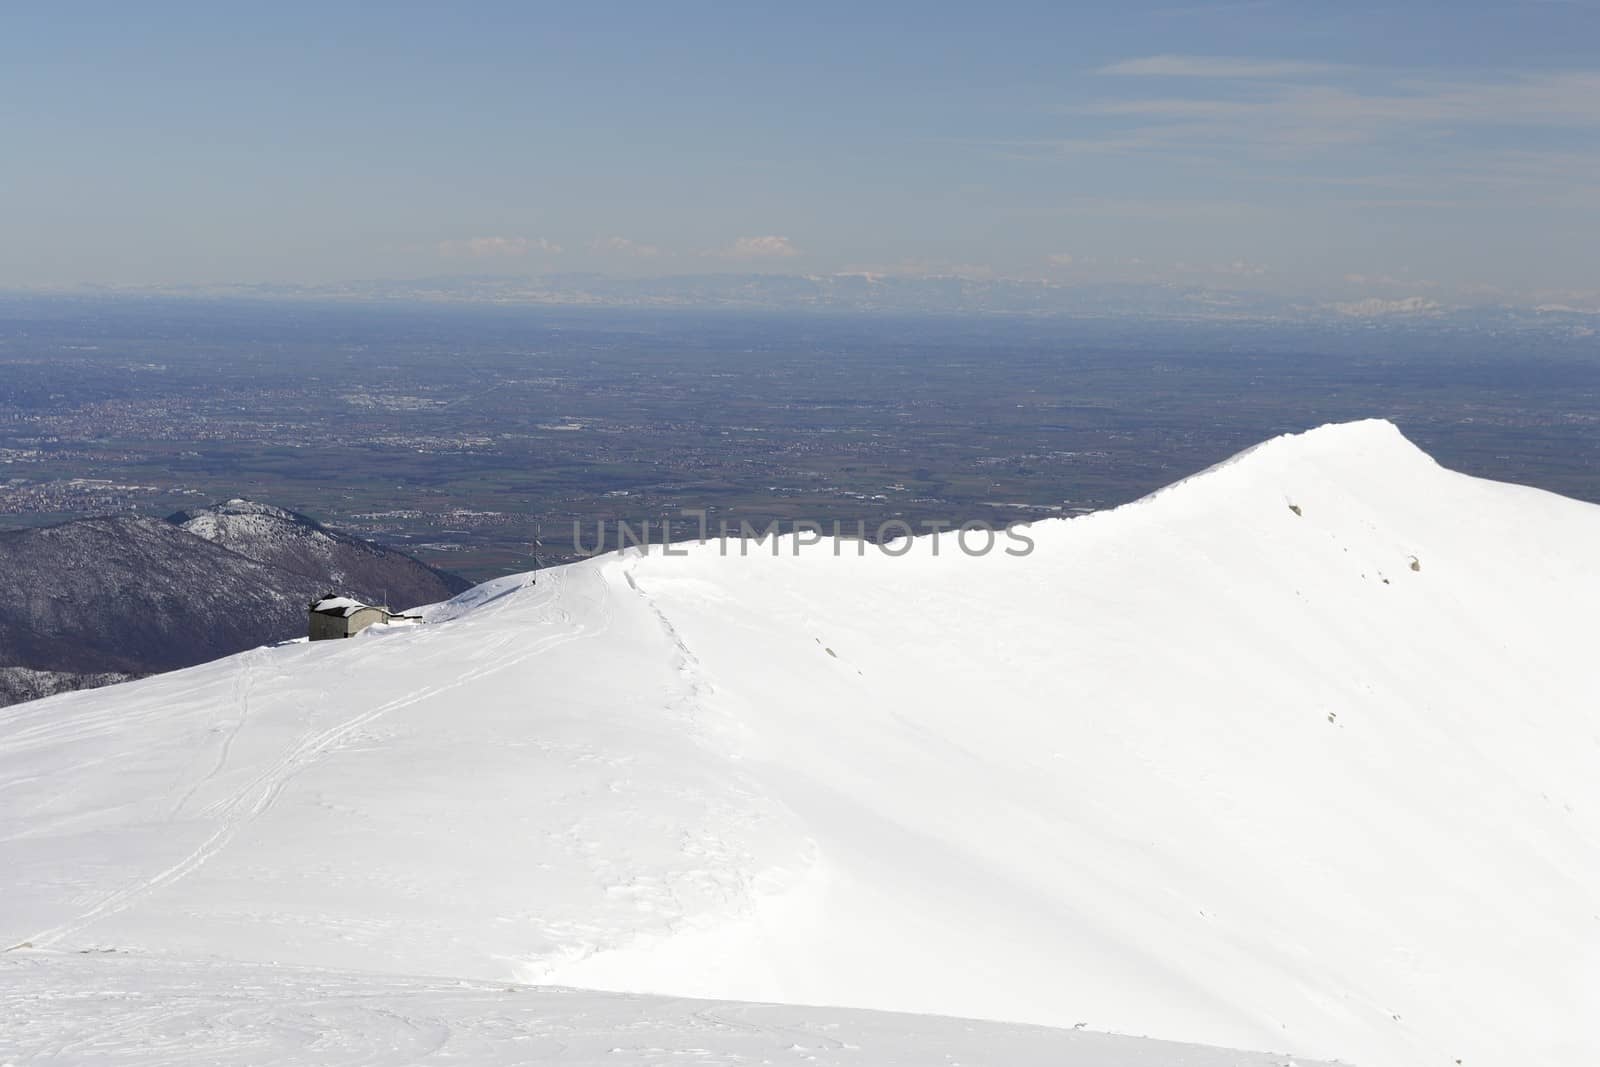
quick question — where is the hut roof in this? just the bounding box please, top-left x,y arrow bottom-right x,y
310,596 -> 371,618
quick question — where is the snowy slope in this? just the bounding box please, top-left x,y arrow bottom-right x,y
0,952 -> 1329,1067
3,420 -> 1597,1067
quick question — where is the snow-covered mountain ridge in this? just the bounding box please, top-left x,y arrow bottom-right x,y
3,419 -> 1596,1067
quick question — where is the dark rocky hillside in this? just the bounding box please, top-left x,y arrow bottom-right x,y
169,499 -> 470,609
0,504 -> 470,707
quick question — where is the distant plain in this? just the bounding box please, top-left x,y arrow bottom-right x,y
2,295 -> 1596,581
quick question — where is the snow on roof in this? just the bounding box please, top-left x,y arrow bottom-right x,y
310,596 -> 370,617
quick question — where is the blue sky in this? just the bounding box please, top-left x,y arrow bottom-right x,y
3,2 -> 1597,306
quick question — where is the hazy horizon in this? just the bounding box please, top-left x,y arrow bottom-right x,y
4,2 -> 1599,310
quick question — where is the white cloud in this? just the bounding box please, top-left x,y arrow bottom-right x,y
1025,64 -> 1600,228
592,236 -> 663,258
840,258 -> 995,279
1098,55 -> 1343,78
438,236 -> 561,258
1332,296 -> 1443,317
711,235 -> 800,260
1344,272 -> 1437,289
1532,286 -> 1600,310
1298,75 -> 1599,128
1176,258 -> 1268,277
1070,72 -> 1600,152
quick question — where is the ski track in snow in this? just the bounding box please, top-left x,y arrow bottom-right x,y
14,569 -> 612,952
167,647 -> 261,821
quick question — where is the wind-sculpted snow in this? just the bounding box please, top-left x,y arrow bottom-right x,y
3,420 -> 1597,1067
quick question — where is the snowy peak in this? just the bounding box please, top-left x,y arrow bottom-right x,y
169,497 -> 337,547
168,497 -> 469,606
220,497 -> 297,516
1239,416 -> 1421,458
1125,418 -> 1435,511
1220,417 -> 1435,475
1008,418 -> 1478,606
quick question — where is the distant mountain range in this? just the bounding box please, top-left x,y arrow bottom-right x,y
0,500 -> 468,706
56,272 -> 1600,330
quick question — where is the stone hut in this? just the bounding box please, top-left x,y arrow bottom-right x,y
308,594 -> 420,640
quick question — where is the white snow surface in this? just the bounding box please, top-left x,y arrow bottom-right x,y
0,952 -> 1324,1067
3,420 -> 1597,1067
